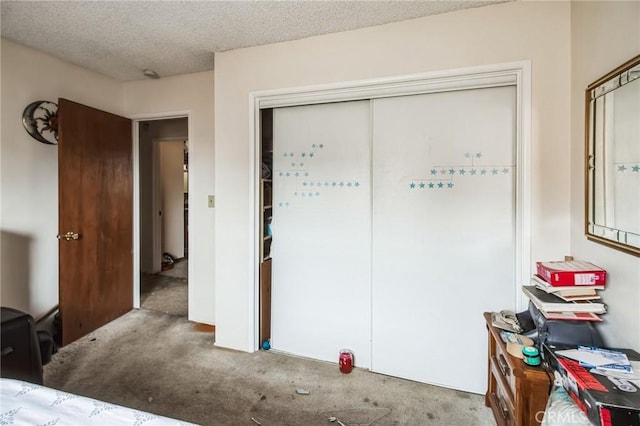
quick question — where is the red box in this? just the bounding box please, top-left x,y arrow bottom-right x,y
536,261 -> 606,287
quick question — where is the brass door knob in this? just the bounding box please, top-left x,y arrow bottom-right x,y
57,232 -> 80,241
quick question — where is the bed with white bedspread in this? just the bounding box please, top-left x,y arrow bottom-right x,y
0,378 -> 197,425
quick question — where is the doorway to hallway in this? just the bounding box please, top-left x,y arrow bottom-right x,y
137,117 -> 189,317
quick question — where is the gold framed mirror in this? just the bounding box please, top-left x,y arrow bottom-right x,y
585,54 -> 640,256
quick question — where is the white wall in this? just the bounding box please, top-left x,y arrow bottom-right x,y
0,39 -> 215,326
124,71 -> 215,325
159,141 -> 185,259
139,124 -> 154,273
570,2 -> 640,350
214,1 -> 572,351
0,38 -> 124,319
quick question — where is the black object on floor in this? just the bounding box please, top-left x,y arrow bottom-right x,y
1,307 -> 56,384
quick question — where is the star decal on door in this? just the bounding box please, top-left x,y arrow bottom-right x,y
274,143 -> 362,208
408,151 -> 515,192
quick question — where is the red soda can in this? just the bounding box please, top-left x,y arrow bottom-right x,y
339,349 -> 353,374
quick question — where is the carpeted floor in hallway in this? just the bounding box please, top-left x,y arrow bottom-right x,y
140,259 -> 188,317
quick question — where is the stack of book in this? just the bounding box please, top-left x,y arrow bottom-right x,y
522,260 -> 607,321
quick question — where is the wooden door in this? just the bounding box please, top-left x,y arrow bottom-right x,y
58,98 -> 133,346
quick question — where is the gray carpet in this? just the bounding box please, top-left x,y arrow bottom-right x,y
43,309 -> 495,425
140,260 -> 188,317
159,260 -> 188,279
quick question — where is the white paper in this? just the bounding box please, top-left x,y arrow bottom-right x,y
556,349 -> 623,366
590,367 -> 640,380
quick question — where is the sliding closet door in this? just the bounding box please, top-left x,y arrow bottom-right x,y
271,101 -> 372,367
371,87 -> 517,393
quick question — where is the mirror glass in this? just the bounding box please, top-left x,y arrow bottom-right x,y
586,55 -> 640,256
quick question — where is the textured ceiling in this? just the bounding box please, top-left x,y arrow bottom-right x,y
1,1 -> 507,81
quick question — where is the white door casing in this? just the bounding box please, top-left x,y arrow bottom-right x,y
250,62 -> 532,391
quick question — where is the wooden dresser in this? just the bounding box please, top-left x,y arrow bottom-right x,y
484,312 -> 550,426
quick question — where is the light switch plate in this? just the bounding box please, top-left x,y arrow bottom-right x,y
208,195 -> 215,208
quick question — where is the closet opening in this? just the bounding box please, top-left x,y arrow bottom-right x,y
259,109 -> 273,347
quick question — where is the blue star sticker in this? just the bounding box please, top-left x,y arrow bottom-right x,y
279,172 -> 283,177
437,182 -> 444,188
312,144 -> 316,148
291,163 -> 296,167
618,165 -> 627,172
283,153 -> 288,157
491,169 -> 499,175
465,152 -> 471,158
339,182 -> 345,187
303,182 -> 307,186
332,182 -> 337,187
449,168 -> 456,175
305,172 -> 309,177
410,183 -> 416,189
310,182 -> 314,186
475,152 -> 482,159
355,182 -> 360,187
278,202 -> 283,207
502,168 -> 510,174
299,162 -> 304,167
315,192 -> 320,196
459,169 -> 466,175
324,182 -> 329,186
347,182 -> 353,187
294,172 -> 299,177
447,182 -> 454,188
294,192 -> 298,196
419,183 -> 425,189
310,153 -> 315,158
440,169 -> 447,175
301,153 -> 306,158
286,172 -> 290,177
480,169 -> 487,175
319,144 -> 324,148
470,169 -> 477,175
428,182 -> 435,189
632,165 -> 640,172
431,169 -> 438,175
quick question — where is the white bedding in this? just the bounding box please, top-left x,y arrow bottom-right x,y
0,378 -> 197,425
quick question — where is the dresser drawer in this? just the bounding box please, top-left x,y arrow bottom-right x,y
488,375 -> 516,426
490,341 -> 516,399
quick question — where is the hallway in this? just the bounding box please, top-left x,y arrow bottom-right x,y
140,260 -> 188,317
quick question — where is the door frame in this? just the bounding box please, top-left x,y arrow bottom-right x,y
130,111 -> 191,309
249,61 -> 532,351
